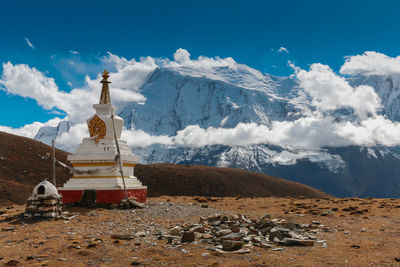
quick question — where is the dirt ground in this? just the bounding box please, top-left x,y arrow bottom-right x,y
1,196 -> 400,266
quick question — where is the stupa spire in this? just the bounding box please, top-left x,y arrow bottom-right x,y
99,69 -> 111,104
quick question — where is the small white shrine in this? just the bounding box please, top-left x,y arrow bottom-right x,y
58,70 -> 147,204
25,180 -> 63,219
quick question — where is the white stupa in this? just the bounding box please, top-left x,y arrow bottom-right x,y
58,70 -> 147,204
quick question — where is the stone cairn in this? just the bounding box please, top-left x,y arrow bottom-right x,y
24,181 -> 63,220
166,213 -> 322,252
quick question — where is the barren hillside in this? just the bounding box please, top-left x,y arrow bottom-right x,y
0,131 -> 328,205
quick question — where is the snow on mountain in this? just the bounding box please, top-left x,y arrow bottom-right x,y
348,74 -> 400,121
33,62 -> 400,197
119,68 -> 303,136
34,121 -> 70,145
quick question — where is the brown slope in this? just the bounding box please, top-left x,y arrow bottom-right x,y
0,131 -> 329,205
135,163 -> 330,198
0,131 -> 70,205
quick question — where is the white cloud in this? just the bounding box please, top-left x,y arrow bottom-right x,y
122,129 -> 173,147
3,48 -> 400,152
0,62 -> 64,110
114,59 -> 398,149
114,114 -> 400,149
278,47 -> 289,54
0,60 -> 148,124
56,123 -> 88,151
102,52 -> 157,92
297,63 -> 381,118
173,48 -> 191,63
340,51 -> 400,76
0,117 -> 61,139
24,37 -> 35,49
165,49 -> 237,73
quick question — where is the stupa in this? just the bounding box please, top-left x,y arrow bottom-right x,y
58,70 -> 147,204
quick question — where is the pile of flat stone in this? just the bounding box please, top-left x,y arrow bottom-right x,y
165,213 -> 322,251
24,194 -> 63,219
24,181 -> 63,220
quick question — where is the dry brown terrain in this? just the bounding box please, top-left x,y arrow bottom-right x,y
1,132 -> 399,266
135,164 -> 329,199
1,196 -> 400,266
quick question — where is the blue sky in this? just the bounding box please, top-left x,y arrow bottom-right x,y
1,0 -> 400,127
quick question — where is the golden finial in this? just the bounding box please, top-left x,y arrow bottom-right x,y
99,69 -> 111,104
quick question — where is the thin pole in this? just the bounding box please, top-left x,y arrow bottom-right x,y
111,110 -> 128,200
52,139 -> 56,186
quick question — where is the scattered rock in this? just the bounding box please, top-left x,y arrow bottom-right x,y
279,238 -> 314,247
231,248 -> 251,254
269,227 -> 290,241
5,260 -> 20,266
215,229 -> 232,237
219,232 -> 245,241
77,250 -> 89,256
169,226 -> 182,236
25,256 -> 35,261
120,198 -> 145,209
261,213 -> 271,220
111,234 -> 135,240
190,225 -> 206,233
261,242 -> 272,248
135,232 -> 146,237
230,223 -> 240,233
222,240 -> 243,251
87,242 -> 97,249
181,231 -> 195,243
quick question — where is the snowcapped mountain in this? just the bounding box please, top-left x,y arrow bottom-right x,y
119,68 -> 302,136
35,121 -> 70,145
348,74 -> 400,121
34,64 -> 400,197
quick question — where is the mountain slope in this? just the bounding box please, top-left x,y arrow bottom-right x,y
119,68 -> 299,136
135,163 -> 329,198
33,66 -> 400,198
0,131 -> 329,205
0,131 -> 70,205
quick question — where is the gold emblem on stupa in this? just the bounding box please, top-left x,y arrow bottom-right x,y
88,114 -> 106,141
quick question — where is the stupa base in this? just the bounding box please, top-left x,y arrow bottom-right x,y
59,188 -> 147,204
